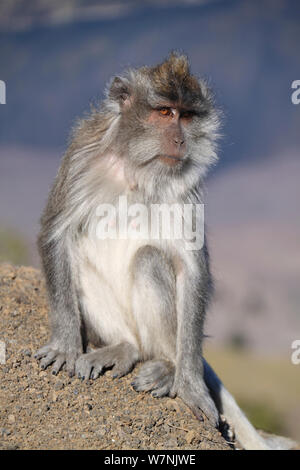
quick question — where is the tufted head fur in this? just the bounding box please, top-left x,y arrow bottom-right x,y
53,52 -> 221,239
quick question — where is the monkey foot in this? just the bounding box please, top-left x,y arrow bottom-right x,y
34,343 -> 81,377
131,359 -> 175,398
170,378 -> 219,427
75,342 -> 139,380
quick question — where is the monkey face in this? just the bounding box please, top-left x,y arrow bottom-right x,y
106,53 -> 219,196
145,106 -> 188,166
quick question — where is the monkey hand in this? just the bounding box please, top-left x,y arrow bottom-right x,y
34,339 -> 82,377
170,375 -> 219,427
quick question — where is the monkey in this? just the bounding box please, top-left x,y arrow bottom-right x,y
35,53 -> 295,450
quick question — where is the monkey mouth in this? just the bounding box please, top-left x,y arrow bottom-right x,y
157,154 -> 184,166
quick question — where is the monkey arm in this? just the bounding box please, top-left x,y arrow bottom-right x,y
35,232 -> 83,376
170,245 -> 219,426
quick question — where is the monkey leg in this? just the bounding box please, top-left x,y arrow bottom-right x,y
131,359 -> 175,398
35,235 -> 83,377
130,245 -> 177,397
75,342 -> 139,380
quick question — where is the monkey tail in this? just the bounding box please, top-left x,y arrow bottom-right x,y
203,358 -> 297,450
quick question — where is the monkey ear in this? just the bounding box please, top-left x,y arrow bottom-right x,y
109,77 -> 131,107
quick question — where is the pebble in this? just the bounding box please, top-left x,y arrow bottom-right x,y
54,381 -> 64,391
8,414 -> 15,424
166,438 -> 178,448
186,430 -> 198,444
95,426 -> 106,438
51,391 -> 58,402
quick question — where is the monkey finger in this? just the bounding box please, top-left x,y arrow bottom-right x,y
51,355 -> 66,375
34,344 -> 52,360
66,357 -> 77,378
181,394 -> 219,427
168,390 -> 177,399
75,358 -> 92,381
148,372 -> 174,398
131,370 -> 166,392
131,378 -> 157,392
40,350 -> 57,370
112,362 -> 134,379
67,368 -> 75,378
197,401 -> 219,427
91,365 -> 104,380
190,406 -> 205,422
151,383 -> 171,398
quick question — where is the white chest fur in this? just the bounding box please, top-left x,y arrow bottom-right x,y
76,234 -> 147,348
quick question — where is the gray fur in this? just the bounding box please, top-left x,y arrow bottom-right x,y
35,53 -> 294,449
75,342 -> 139,380
132,360 -> 175,398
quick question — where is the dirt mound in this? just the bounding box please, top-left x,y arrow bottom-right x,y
0,263 -> 231,450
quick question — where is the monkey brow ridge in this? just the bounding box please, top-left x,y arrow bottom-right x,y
140,53 -> 204,109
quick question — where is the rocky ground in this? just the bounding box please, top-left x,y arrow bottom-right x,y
0,264 -> 231,450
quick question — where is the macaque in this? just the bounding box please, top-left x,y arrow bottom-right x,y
35,53 -> 295,450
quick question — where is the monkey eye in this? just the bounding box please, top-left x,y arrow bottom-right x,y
120,93 -> 128,101
180,110 -> 195,119
158,107 -> 172,116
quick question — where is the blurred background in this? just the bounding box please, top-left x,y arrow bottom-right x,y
0,0 -> 299,441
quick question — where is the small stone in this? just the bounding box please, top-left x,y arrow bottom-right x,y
8,415 -> 15,424
51,391 -> 58,402
54,381 -> 64,391
186,430 -> 198,444
95,426 -> 106,438
121,417 -> 132,426
166,438 -> 178,448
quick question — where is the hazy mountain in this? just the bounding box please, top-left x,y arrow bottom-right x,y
206,153 -> 300,354
0,0 -> 299,169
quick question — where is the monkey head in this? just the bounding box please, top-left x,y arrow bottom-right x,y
106,53 -> 220,198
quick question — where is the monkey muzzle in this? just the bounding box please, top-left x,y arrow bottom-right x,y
158,154 -> 185,166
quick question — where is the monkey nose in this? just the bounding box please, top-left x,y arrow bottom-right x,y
174,137 -> 185,146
